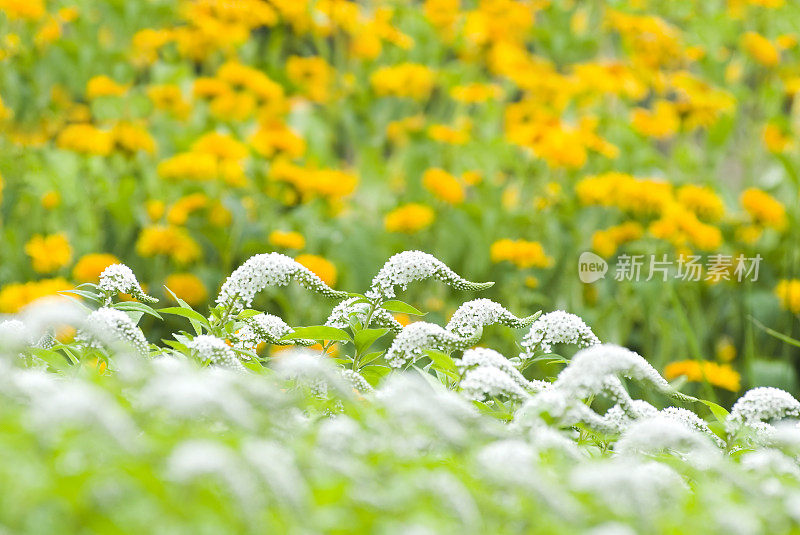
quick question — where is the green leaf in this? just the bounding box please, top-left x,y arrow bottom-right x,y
358,351 -> 383,367
113,301 -> 163,320
60,289 -> 101,302
698,399 -> 730,423
237,309 -> 263,319
425,349 -> 456,372
282,326 -> 352,342
380,300 -> 426,316
359,364 -> 391,385
159,307 -> 210,334
355,328 -> 389,354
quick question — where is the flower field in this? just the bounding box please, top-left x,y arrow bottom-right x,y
2,0 -> 800,532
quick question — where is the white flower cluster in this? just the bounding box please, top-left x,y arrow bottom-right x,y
341,369 -> 374,394
460,366 -> 530,401
0,319 -> 32,347
236,313 -> 314,349
456,347 -> 548,401
614,416 -> 720,457
324,297 -> 403,333
519,310 -> 599,357
76,307 -> 149,356
216,253 -> 348,312
187,335 -> 246,372
365,251 -> 493,301
727,387 -> 800,433
385,322 -> 463,368
98,264 -> 157,305
445,299 -> 538,339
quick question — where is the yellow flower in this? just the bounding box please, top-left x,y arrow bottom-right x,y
0,0 -> 45,21
113,122 -> 157,154
286,55 -> 334,103
740,187 -> 787,230
165,273 -> 208,306
450,83 -> 502,103
630,100 -> 680,139
762,123 -> 791,153
664,360 -> 741,392
86,75 -> 129,99
56,124 -> 114,156
41,190 -> 60,210
775,279 -> 800,314
296,254 -> 337,287
158,153 -> 218,181
461,170 -> 483,186
370,63 -> 435,100
72,253 -> 120,283
384,203 -> 435,233
269,230 -> 306,250
25,233 -> 72,273
192,132 -> 249,161
146,200 -> 166,221
676,185 -> 725,221
490,239 -> 552,269
0,278 -> 71,313
591,222 -> 643,258
422,168 -> 465,204
166,193 -> 208,225
742,31 -> 779,67
147,84 -> 191,119
250,121 -> 305,159
716,337 -> 737,363
136,225 -> 201,264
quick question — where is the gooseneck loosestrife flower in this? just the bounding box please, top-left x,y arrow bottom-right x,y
98,264 -> 158,305
217,253 -> 348,313
235,313 -> 315,348
77,307 -> 150,356
520,310 -> 599,357
187,335 -> 246,372
325,297 -> 403,333
365,251 -> 493,302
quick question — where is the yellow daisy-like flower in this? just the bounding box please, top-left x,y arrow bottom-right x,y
384,203 -> 435,233
490,239 -> 552,269
86,75 -> 129,99
664,360 -> 741,392
269,230 -> 306,250
422,168 -> 465,204
72,253 -> 120,283
25,233 -> 72,274
296,254 -> 337,287
742,31 -> 780,67
165,273 -> 208,306
775,279 -> 800,314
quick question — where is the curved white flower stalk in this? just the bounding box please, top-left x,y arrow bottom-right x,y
600,400 -> 659,434
98,264 -> 157,305
341,369 -> 374,394
325,297 -> 403,333
385,322 -> 464,368
727,387 -> 800,434
660,407 -> 725,448
460,366 -> 531,401
236,313 -> 314,349
365,251 -> 493,302
76,307 -> 150,357
519,310 -> 599,358
187,335 -> 246,372
521,389 -> 620,435
216,253 -> 348,313
614,416 -> 721,457
554,344 -> 692,403
445,299 -> 539,341
457,348 -> 549,393
273,349 -> 352,398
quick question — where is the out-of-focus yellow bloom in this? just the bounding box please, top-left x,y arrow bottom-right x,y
740,187 -> 787,230
25,233 -> 72,274
422,168 -> 465,204
136,225 -> 201,264
34,15 -> 62,48
762,123 -> 791,153
0,0 -> 45,20
269,230 -> 305,250
165,273 -> 208,306
631,100 -> 680,139
167,193 -> 208,225
450,83 -> 502,104
86,75 -> 129,99
208,201 -> 232,227
461,170 -> 483,186
0,95 -> 11,121
296,254 -> 337,287
287,55 -> 334,103
147,84 -> 191,119
576,172 -> 673,216
0,278 -> 71,313
725,60 -> 744,84
664,360 -> 741,392
269,160 -> 358,200
591,222 -> 643,258
370,63 -> 435,100
736,224 -> 763,244
56,124 -> 114,156
428,119 -> 471,145
386,115 -> 425,145
742,31 -> 780,66
158,152 -> 218,181
192,132 -> 248,160
131,28 -> 173,65
775,279 -> 800,314
250,121 -> 305,159
716,337 -> 737,363
41,190 -> 60,210
72,253 -> 120,283
677,185 -> 725,221
384,203 -> 435,233
649,203 -> 723,251
490,239 -> 552,269
113,122 -> 157,154
146,200 -> 166,221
